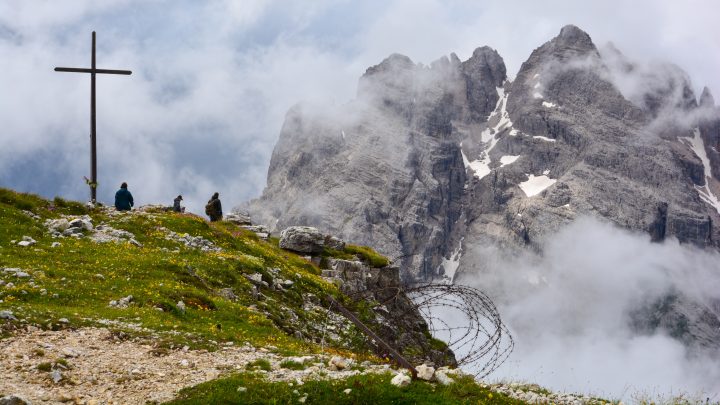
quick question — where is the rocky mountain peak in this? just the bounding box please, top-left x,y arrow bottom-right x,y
548,24 -> 598,58
464,46 -> 506,88
700,86 -> 715,108
363,53 -> 415,76
356,53 -> 417,108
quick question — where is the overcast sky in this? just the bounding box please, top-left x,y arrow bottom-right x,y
1,0 -> 718,212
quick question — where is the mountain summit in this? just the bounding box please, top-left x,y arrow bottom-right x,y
245,25 -> 720,349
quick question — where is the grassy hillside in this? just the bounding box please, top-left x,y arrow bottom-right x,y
0,188 -> 532,404
0,188 -> 352,355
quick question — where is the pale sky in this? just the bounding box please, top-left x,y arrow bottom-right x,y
1,0 -> 718,212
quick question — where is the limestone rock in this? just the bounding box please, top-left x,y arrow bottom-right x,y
217,288 -> 238,301
329,356 -> 350,370
434,368 -> 455,386
0,395 -> 32,405
390,372 -> 411,387
225,212 -> 252,225
279,226 -> 325,253
415,364 -> 435,381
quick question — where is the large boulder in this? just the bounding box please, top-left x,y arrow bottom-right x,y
279,226 -> 325,253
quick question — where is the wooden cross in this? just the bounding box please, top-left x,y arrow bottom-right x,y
55,31 -> 132,203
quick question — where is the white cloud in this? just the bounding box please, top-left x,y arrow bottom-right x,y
456,217 -> 720,400
0,0 -> 718,215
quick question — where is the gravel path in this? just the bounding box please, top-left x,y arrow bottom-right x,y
0,327 -> 383,404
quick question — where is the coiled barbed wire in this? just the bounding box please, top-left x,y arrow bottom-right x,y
341,280 -> 514,379
405,283 -> 514,378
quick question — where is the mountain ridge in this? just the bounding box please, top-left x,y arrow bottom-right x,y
244,24 -> 720,352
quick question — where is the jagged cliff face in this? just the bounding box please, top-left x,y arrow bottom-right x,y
249,47 -> 506,281
245,25 -> 720,347
461,25 -> 719,258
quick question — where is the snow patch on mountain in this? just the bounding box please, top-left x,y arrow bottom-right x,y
466,88 -> 520,179
440,238 -> 463,284
682,128 -> 720,214
519,170 -> 557,197
499,155 -> 520,167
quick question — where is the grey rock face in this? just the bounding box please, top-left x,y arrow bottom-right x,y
325,258 -> 456,366
247,47 -> 503,281
245,25 -> 720,347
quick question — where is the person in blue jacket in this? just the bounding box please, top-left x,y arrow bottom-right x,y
114,182 -> 134,211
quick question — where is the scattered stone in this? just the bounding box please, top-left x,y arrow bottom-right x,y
62,228 -> 83,237
90,225 -> 136,244
224,212 -> 252,225
180,359 -> 189,367
0,394 -> 32,405
51,242 -> 61,248
279,226 -> 325,253
61,347 -> 79,358
329,356 -> 350,370
324,235 -> 346,250
434,368 -> 455,386
177,301 -> 186,313
109,295 -> 133,308
45,218 -> 70,233
0,310 -> 17,320
58,318 -> 70,324
17,240 -> 35,247
51,369 -> 63,384
94,274 -> 105,280
237,387 -> 247,393
129,238 -> 143,247
217,288 -> 238,302
343,388 -> 352,394
163,229 -> 220,252
22,210 -> 41,221
390,372 -> 411,387
298,395 -> 307,403
245,273 -> 268,288
416,364 -> 435,381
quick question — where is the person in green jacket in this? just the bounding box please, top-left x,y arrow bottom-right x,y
114,182 -> 134,211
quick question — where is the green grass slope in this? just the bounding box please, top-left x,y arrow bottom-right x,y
0,188 -> 351,354
0,188 -> 532,404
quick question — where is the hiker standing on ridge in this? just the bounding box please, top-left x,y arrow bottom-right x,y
114,182 -> 134,211
173,195 -> 184,212
205,192 -> 222,222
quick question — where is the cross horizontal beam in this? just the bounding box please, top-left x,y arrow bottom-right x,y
54,67 -> 132,75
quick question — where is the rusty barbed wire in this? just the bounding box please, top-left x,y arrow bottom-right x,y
341,280 -> 514,379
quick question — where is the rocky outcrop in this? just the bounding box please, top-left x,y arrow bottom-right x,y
279,226 -> 326,253
321,258 -> 456,367
272,226 -> 456,366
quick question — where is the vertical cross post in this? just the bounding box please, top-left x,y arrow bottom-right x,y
55,31 -> 131,203
90,32 -> 97,202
